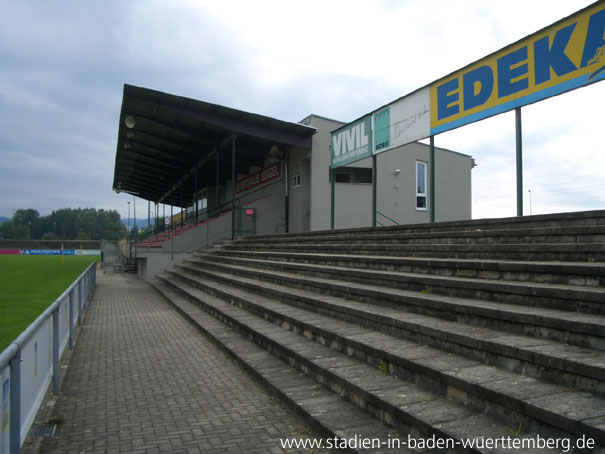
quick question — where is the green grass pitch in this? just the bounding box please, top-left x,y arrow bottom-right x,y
0,255 -> 98,352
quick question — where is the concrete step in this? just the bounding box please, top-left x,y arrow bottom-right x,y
152,275 -> 584,452
246,210 -> 605,240
172,263 -> 605,397
222,241 -> 605,262
236,225 -> 605,247
197,253 -> 605,317
183,258 -> 605,348
149,279 -> 410,454
200,249 -> 605,288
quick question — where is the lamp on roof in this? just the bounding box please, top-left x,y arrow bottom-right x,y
125,115 -> 136,129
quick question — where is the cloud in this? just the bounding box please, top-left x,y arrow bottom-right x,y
0,0 -> 602,222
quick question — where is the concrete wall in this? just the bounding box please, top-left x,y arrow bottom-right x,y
136,252 -> 192,281
288,148 -> 312,233
300,115 -> 345,231
376,142 -> 473,225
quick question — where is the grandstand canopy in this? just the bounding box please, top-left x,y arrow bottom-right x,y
113,84 -> 316,208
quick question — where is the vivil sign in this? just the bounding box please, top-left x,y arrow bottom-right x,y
430,1 -> 605,135
331,115 -> 371,169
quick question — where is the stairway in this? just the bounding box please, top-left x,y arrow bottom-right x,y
151,210 -> 605,453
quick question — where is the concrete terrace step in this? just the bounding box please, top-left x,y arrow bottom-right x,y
246,210 -> 605,240
183,258 -> 605,348
152,276 -> 580,453
222,241 -> 605,262
149,279 -> 409,454
196,254 -> 605,317
236,225 -> 605,246
201,249 -> 605,288
172,264 -> 605,397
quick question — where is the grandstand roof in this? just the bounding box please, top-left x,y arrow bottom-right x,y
113,84 -> 316,207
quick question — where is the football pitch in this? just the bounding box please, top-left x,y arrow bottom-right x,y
0,255 -> 98,352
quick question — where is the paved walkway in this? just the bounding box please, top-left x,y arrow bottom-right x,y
33,271 -> 326,453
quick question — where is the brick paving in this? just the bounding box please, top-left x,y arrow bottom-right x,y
37,271 -> 327,453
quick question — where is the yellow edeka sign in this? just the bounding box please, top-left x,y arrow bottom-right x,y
430,2 -> 605,135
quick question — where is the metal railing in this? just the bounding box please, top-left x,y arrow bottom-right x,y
0,262 -> 96,454
376,211 -> 400,226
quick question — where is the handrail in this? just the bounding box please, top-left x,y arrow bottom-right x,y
376,211 -> 400,226
0,261 -> 97,454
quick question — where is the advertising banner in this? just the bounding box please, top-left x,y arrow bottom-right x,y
23,249 -> 75,256
236,162 -> 281,194
329,2 -> 603,168
430,2 -> 605,135
331,115 -> 372,169
372,87 -> 431,156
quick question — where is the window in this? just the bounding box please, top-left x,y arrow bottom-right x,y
335,172 -> 352,183
291,174 -> 301,188
330,168 -> 372,184
416,161 -> 427,210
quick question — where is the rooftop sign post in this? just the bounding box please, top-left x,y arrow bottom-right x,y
330,1 -> 604,227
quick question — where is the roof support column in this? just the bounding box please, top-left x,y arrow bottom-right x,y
231,134 -> 237,240
330,169 -> 335,230
170,204 -> 174,261
430,135 -> 435,223
215,147 -> 220,215
372,154 -> 377,227
516,107 -> 523,217
194,166 -> 198,224
285,151 -> 289,233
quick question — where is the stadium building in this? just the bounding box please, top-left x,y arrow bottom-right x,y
113,84 -> 474,279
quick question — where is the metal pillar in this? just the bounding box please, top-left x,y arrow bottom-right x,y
516,107 -> 523,216
430,136 -> 435,223
69,290 -> 74,350
77,280 -> 82,327
330,169 -> 335,230
180,184 -> 184,226
147,200 -> 150,235
231,135 -> 236,240
285,151 -> 289,233
194,166 -> 198,224
9,349 -> 21,454
52,309 -> 59,394
216,147 -> 220,213
372,155 -> 377,227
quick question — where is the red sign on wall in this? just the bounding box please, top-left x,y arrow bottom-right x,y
236,162 -> 281,194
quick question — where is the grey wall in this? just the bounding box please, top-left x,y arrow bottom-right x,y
296,115 -> 473,231
300,115 -> 346,231
287,148 -> 312,233
376,142 -> 472,225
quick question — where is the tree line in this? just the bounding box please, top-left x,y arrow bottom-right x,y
0,208 -> 127,241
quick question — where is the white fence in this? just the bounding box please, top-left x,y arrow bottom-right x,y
0,262 -> 96,454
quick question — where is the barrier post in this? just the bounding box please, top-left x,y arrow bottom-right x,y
77,281 -> 82,327
69,291 -> 74,350
52,308 -> 60,395
9,349 -> 21,454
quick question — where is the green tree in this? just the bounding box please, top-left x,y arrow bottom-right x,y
1,207 -> 128,240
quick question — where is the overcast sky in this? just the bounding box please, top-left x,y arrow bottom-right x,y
0,0 -> 603,222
